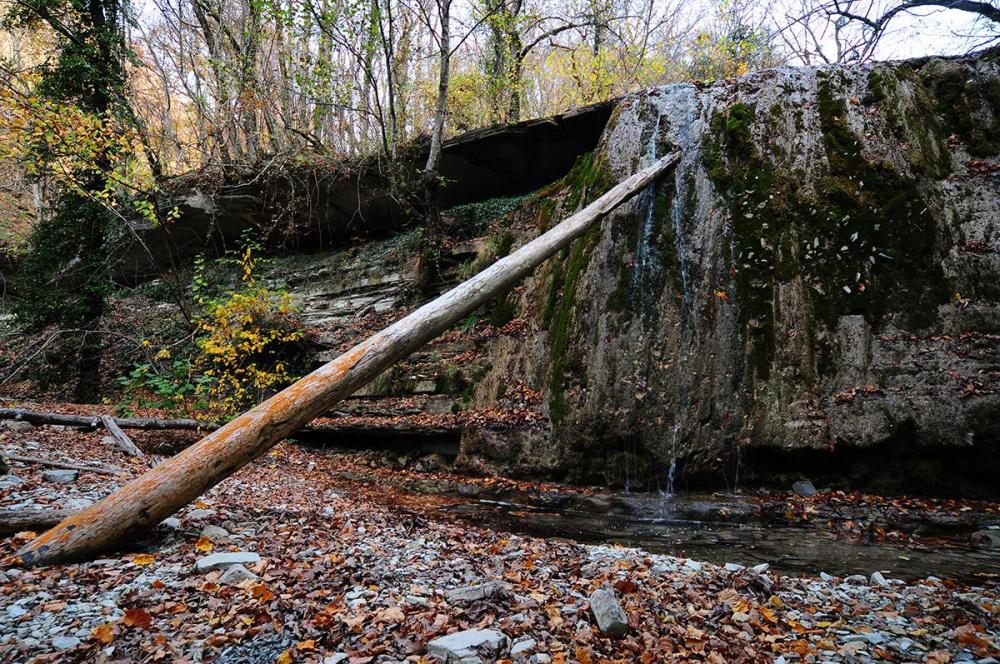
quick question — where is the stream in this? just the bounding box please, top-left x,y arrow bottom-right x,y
434,491 -> 1000,584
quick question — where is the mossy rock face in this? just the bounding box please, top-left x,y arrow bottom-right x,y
919,57 -> 1000,158
457,50 -> 1000,490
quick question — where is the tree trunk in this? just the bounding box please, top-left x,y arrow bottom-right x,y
16,155 -> 678,566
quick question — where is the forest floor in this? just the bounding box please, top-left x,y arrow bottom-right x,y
1,417 -> 999,663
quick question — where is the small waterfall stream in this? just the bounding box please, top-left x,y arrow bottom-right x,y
658,85 -> 700,499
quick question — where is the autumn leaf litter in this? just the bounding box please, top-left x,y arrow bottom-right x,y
1,422 -> 999,663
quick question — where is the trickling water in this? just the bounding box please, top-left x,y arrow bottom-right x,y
630,112 -> 663,303
658,85 -> 701,499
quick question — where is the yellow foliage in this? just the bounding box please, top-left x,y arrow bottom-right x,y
195,286 -> 305,415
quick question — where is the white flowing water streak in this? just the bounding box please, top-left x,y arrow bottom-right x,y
630,112 -> 663,303
658,84 -> 700,499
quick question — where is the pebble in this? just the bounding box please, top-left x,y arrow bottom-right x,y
194,552 -> 261,573
200,525 -> 230,542
219,564 -> 258,587
724,562 -> 744,572
510,637 -> 537,658
845,574 -> 868,585
323,654 -> 349,664
51,636 -> 80,650
752,563 -> 770,573
42,470 -> 77,484
161,517 -> 181,529
0,474 -> 24,488
426,628 -> 509,662
793,480 -> 817,497
446,581 -> 503,604
820,572 -> 835,582
870,571 -> 890,587
589,589 -> 629,636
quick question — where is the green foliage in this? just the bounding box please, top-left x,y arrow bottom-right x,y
116,360 -> 214,414
445,194 -> 529,238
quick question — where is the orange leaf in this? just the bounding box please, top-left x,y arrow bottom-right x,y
151,579 -> 166,589
123,607 -> 153,629
91,623 -> 115,644
194,536 -> 214,552
274,649 -> 293,664
575,647 -> 594,664
296,639 -> 316,651
251,584 -> 275,603
133,554 -> 155,566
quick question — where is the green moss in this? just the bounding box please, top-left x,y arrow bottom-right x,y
866,66 -> 951,178
921,62 -> 1000,157
547,225 -> 601,424
705,81 -> 952,379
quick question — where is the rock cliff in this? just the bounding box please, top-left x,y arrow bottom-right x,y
457,48 -> 1000,494
148,48 -> 1000,495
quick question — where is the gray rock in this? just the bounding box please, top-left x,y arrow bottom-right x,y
323,655 -> 349,664
845,574 -> 868,585
51,636 -> 80,650
870,571 -> 890,587
161,517 -> 181,530
219,564 -> 258,587
971,529 -> 1000,549
589,588 -> 629,637
510,638 -> 537,658
7,605 -> 28,618
0,474 -> 24,488
188,508 -> 215,520
200,525 -> 230,542
194,552 -> 260,573
62,497 -> 94,510
820,572 -> 835,582
2,420 -> 34,432
792,480 -> 817,497
42,469 -> 77,484
752,563 -> 770,574
446,581 -> 503,604
724,562 -> 744,572
426,629 -> 509,662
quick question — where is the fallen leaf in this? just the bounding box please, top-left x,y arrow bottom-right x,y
195,536 -> 214,552
123,607 -> 153,629
91,623 -> 115,644
133,554 -> 155,566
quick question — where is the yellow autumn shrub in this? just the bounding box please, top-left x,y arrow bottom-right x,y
195,286 -> 307,415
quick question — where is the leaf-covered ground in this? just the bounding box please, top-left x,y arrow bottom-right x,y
1,420 -> 999,663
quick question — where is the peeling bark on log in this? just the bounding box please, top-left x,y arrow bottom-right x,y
0,509 -> 78,537
3,454 -> 125,476
16,155 -> 678,566
99,415 -> 146,459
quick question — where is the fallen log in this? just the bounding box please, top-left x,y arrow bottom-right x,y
0,407 -> 459,437
99,415 -> 146,459
1,509 -> 78,537
16,155 -> 678,566
3,454 -> 125,476
0,408 -> 210,431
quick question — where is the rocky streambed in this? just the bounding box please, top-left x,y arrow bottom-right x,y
1,420 -> 999,662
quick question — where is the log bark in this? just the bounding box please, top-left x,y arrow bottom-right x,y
3,454 -> 125,476
0,509 -> 78,537
99,415 -> 146,459
16,155 -> 678,566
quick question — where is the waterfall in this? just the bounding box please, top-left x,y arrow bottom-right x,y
630,112 -> 663,303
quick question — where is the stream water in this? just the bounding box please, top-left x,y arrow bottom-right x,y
437,491 -> 1000,584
